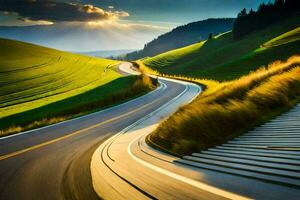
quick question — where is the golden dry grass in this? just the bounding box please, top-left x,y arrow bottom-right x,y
146,55 -> 300,154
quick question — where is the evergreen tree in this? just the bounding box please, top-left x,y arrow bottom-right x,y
233,0 -> 300,39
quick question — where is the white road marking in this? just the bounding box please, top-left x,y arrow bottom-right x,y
128,137 -> 251,200
93,63 -> 247,200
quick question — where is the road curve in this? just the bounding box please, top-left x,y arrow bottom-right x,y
91,77 -> 246,200
0,63 -> 192,200
90,65 -> 300,199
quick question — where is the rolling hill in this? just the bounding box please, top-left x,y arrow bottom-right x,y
0,38 -> 149,134
126,18 -> 235,60
143,14 -> 300,80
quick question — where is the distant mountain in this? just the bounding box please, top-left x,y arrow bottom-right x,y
75,49 -> 136,58
125,18 -> 235,60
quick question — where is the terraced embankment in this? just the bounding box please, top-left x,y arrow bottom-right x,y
178,104 -> 300,188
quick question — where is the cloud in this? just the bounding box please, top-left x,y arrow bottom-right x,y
0,0 -> 129,24
84,20 -> 169,32
0,21 -> 169,51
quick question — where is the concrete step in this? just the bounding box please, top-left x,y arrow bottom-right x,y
176,159 -> 300,188
227,141 -> 300,146
216,146 -> 300,157
228,140 -> 300,145
271,114 -> 300,118
242,132 -> 299,137
276,115 -> 299,119
271,117 -> 300,120
245,131 -> 300,135
256,126 -> 300,130
234,138 -> 300,142
247,130 -> 300,133
187,154 -> 300,172
186,104 -> 300,188
267,120 -> 300,123
223,143 -> 300,149
209,148 -> 300,161
197,151 -> 300,165
238,135 -> 300,139
182,156 -> 300,179
272,115 -> 300,118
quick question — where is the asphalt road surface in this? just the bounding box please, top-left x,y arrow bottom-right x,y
0,63 -> 188,200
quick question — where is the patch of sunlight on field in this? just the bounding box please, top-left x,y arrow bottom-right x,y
143,41 -> 206,68
263,27 -> 300,48
0,38 -> 120,118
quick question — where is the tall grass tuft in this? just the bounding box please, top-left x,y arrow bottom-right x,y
148,55 -> 300,155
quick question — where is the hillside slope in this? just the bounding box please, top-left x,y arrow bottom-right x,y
0,38 -> 122,119
0,38 -> 156,135
126,18 -> 234,60
149,55 -> 300,154
143,14 -> 300,80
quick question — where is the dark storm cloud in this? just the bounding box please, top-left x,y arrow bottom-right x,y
0,0 -> 129,22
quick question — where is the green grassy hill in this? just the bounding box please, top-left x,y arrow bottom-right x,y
262,27 -> 300,48
143,14 -> 300,80
126,18 -> 234,60
0,38 -> 152,135
0,38 -> 120,118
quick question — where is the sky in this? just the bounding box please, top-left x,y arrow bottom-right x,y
0,0 -> 271,51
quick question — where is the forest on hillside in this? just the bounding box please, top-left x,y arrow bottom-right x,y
233,0 -> 300,39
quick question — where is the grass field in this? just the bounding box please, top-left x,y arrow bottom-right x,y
148,56 -> 300,154
0,38 -> 154,136
143,14 -> 300,80
262,27 -> 300,48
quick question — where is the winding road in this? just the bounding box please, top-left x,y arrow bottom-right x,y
0,63 -> 199,200
90,64 -> 300,200
1,62 -> 299,200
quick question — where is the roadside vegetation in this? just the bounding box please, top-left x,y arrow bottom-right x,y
0,38 -> 156,137
143,14 -> 300,81
137,5 -> 300,155
147,56 -> 300,155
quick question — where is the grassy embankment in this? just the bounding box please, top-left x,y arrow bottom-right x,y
146,56 -> 300,155
0,38 -> 155,136
143,14 -> 300,81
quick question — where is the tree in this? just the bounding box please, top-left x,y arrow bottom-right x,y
238,8 -> 247,18
258,3 -> 267,13
274,0 -> 284,9
249,9 -> 255,16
